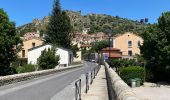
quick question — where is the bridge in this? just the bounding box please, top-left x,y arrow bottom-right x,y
0,61 -> 138,100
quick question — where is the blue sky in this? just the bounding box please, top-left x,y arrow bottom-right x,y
0,0 -> 170,26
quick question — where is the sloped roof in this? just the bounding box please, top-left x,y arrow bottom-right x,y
114,32 -> 142,39
110,54 -> 122,58
101,47 -> 120,51
28,44 -> 72,53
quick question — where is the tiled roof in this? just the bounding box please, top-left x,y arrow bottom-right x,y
110,54 -> 122,58
101,47 -> 120,51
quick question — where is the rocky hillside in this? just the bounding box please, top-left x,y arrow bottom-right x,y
17,10 -> 148,36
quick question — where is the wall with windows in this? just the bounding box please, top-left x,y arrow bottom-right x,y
113,32 -> 143,58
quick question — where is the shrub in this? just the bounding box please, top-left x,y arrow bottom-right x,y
38,48 -> 59,69
107,59 -> 138,68
16,64 -> 36,73
11,58 -> 28,68
107,59 -> 120,68
120,66 -> 144,84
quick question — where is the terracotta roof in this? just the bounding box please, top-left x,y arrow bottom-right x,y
101,47 -> 120,51
110,54 -> 122,58
114,32 -> 143,39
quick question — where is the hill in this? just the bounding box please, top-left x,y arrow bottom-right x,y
17,10 -> 148,36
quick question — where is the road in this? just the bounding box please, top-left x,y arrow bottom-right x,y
0,62 -> 97,100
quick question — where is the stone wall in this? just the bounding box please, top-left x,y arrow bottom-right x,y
104,62 -> 139,100
0,64 -> 83,86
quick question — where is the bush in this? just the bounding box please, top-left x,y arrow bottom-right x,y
107,59 -> 120,68
11,58 -> 28,67
120,66 -> 144,84
107,59 -> 138,68
38,48 -> 59,69
16,64 -> 36,73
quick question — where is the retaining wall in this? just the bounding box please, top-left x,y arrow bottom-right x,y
104,62 -> 139,100
0,64 -> 83,86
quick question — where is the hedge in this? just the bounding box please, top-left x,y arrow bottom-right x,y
120,66 -> 144,84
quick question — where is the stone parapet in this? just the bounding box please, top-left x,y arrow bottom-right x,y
104,62 -> 139,100
0,64 -> 83,86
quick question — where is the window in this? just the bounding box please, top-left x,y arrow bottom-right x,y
138,41 -> 140,47
32,42 -> 35,48
128,50 -> 132,56
22,50 -> 25,58
128,41 -> 132,48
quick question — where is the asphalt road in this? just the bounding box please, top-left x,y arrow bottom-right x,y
0,62 -> 97,100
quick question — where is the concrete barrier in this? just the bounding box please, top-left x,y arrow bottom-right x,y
104,62 -> 139,100
0,64 -> 83,86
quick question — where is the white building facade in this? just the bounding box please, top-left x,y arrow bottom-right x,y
28,44 -> 73,66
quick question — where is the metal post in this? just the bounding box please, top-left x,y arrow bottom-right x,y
75,79 -> 81,100
144,62 -> 146,82
109,36 -> 111,59
94,69 -> 95,79
90,71 -> 93,84
85,73 -> 89,93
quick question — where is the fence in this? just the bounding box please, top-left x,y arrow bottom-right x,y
75,65 -> 101,100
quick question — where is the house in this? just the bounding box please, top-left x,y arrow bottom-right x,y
28,44 -> 73,66
18,38 -> 44,59
100,47 -> 122,60
23,31 -> 40,41
113,32 -> 143,59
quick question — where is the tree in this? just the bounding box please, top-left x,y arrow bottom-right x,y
70,44 -> 79,57
38,48 -> 59,69
90,40 -> 109,53
140,11 -> 170,82
46,0 -> 73,49
0,9 -> 22,76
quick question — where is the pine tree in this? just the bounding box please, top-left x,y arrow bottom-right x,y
46,0 -> 73,49
0,9 -> 22,75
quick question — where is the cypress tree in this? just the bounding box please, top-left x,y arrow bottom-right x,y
46,0 -> 73,49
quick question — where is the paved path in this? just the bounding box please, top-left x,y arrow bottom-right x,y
132,86 -> 170,100
82,65 -> 109,100
0,62 -> 97,100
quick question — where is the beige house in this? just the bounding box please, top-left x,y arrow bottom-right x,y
18,38 -> 44,58
113,32 -> 143,58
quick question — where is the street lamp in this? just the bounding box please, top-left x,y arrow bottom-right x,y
108,33 -> 112,60
141,61 -> 146,82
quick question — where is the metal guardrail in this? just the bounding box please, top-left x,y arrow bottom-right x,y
75,65 -> 101,100
86,65 -> 101,94
75,79 -> 81,100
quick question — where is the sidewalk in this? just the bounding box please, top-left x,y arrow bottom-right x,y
82,65 -> 109,100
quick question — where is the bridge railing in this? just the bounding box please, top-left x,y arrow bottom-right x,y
75,65 -> 101,100
104,62 -> 139,100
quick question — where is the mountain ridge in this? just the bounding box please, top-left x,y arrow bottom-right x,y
17,10 -> 148,36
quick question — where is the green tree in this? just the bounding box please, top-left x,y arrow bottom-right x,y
70,44 -> 79,57
38,48 -> 59,69
90,40 -> 109,53
140,11 -> 170,82
0,9 -> 22,76
46,0 -> 73,49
